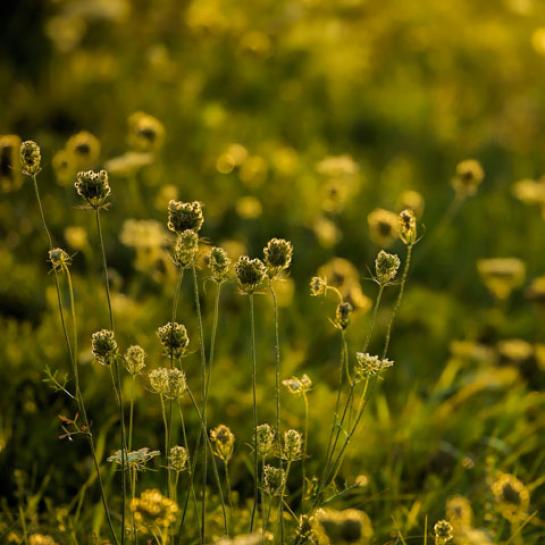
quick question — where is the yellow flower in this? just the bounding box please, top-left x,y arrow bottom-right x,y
477,258 -> 525,300
367,208 -> 399,247
66,131 -> 101,170
128,112 -> 165,153
130,488 -> 179,534
491,472 -> 530,522
446,495 -> 473,529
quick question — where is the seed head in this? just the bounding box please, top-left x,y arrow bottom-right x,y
452,159 -> 484,197
20,140 -> 41,176
167,368 -> 187,399
91,329 -> 118,366
173,229 -> 199,269
355,352 -> 394,378
309,276 -> 327,297
169,446 -> 189,472
235,256 -> 266,294
209,246 -> 231,283
48,248 -> 71,272
399,209 -> 417,245
375,250 -> 400,285
125,345 -> 146,375
282,429 -> 302,461
75,169 -> 111,209
263,465 -> 286,496
282,374 -> 312,396
434,520 -> 454,544
167,200 -> 204,234
149,368 -> 169,396
210,424 -> 235,462
263,238 -> 293,277
255,423 -> 275,457
335,301 -> 353,330
157,322 -> 189,359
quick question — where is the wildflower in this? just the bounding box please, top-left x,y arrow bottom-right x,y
167,200 -> 204,234
75,169 -> 111,209
66,131 -> 101,168
149,368 -> 186,399
282,429 -> 303,461
263,465 -> 286,496
169,445 -> 189,472
355,352 -> 394,378
452,159 -> 484,197
210,424 -> 235,462
309,276 -> 327,297
477,258 -> 525,301
335,301 -> 353,330
91,329 -> 118,365
315,508 -> 374,544
20,140 -> 41,176
48,248 -> 71,272
209,246 -> 231,283
157,321 -> 190,358
107,447 -> 160,471
0,135 -> 22,192
235,255 -> 266,294
128,112 -> 165,153
255,423 -> 275,457
130,488 -> 178,534
149,368 -> 169,396
29,535 -> 59,545
367,208 -> 399,247
434,520 -> 454,544
512,178 -> 545,206
282,374 -> 312,396
263,238 -> 293,277
124,345 -> 146,375
491,472 -> 530,522
399,208 -> 417,245
446,495 -> 472,529
173,229 -> 199,269
375,250 -> 400,285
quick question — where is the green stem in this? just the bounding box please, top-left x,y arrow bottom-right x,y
279,461 -> 292,543
172,269 -> 184,322
160,395 -> 170,498
131,468 -> 137,545
302,393 -> 309,508
363,285 -> 385,352
270,284 -> 281,441
224,460 -> 233,535
249,294 -> 259,532
382,244 -> 414,359
191,266 -> 208,543
128,376 -> 135,452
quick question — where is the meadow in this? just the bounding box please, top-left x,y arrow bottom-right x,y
1,0 -> 545,544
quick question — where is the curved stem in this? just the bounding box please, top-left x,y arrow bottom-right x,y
249,294 -> 259,532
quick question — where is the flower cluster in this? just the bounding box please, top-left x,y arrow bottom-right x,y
282,374 -> 312,396
263,465 -> 286,496
91,329 -> 118,366
75,169 -> 111,209
20,140 -> 41,176
255,423 -> 275,457
335,301 -> 353,330
375,250 -> 400,285
169,446 -> 189,472
107,447 -> 160,471
157,321 -> 190,358
167,200 -> 204,234
149,367 -> 187,399
235,256 -> 266,294
124,345 -> 146,375
130,488 -> 179,534
48,248 -> 71,272
263,238 -> 293,277
355,352 -> 394,378
209,246 -> 231,283
174,229 -> 199,269
282,429 -> 303,461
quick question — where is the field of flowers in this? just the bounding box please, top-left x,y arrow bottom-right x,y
2,0 -> 545,544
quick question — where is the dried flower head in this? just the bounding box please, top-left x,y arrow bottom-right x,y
434,520 -> 454,544
107,447 -> 160,471
91,329 -> 118,365
124,345 -> 146,375
157,321 -> 190,359
263,238 -> 293,277
149,368 -> 169,396
282,429 -> 303,461
75,169 -> 111,209
167,200 -> 204,234
66,131 -> 101,168
209,246 -> 231,283
309,276 -> 327,297
20,140 -> 41,176
210,424 -> 235,462
491,472 -> 530,522
452,159 -> 484,197
282,374 -> 312,396
368,208 -> 399,247
315,508 -> 374,544
130,488 -> 179,534
174,229 -> 199,269
399,209 -> 417,245
149,367 -> 186,399
255,423 -> 275,457
477,258 -> 526,301
263,465 -> 286,496
335,301 -> 353,330
128,112 -> 165,153
355,352 -> 394,378
235,256 -> 266,294
169,446 -> 189,472
375,250 -> 400,285
48,248 -> 71,272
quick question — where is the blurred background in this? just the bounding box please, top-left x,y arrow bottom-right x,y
1,0 -> 545,540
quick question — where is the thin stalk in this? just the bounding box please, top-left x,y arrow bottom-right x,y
363,285 -> 385,352
159,395 -> 170,497
130,468 -> 137,545
270,283 -> 281,441
96,208 -> 127,545
224,460 -> 233,535
191,266 -> 208,543
302,393 -> 309,507
249,294 -> 259,532
172,269 -> 184,322
382,244 -> 414,359
128,376 -> 135,452
279,461 -> 292,543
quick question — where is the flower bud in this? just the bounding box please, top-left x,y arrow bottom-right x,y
263,238 -> 293,277
167,200 -> 204,234
335,301 -> 353,330
48,248 -> 71,272
309,276 -> 327,297
263,465 -> 286,496
210,424 -> 235,462
235,256 -> 266,294
375,250 -> 400,285
169,446 -> 189,472
434,520 -> 454,545
399,209 -> 417,245
91,329 -> 118,365
255,423 -> 275,457
173,229 -> 199,269
20,140 -> 41,176
157,321 -> 189,359
283,429 -> 302,461
451,159 -> 484,197
209,247 -> 231,283
75,169 -> 111,209
125,345 -> 146,375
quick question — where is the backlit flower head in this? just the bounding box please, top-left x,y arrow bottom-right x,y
75,169 -> 111,209
375,250 -> 400,285
210,424 -> 235,462
235,256 -> 266,294
157,321 -> 190,359
91,329 -> 118,366
167,200 -> 204,234
263,238 -> 293,277
20,140 -> 41,176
